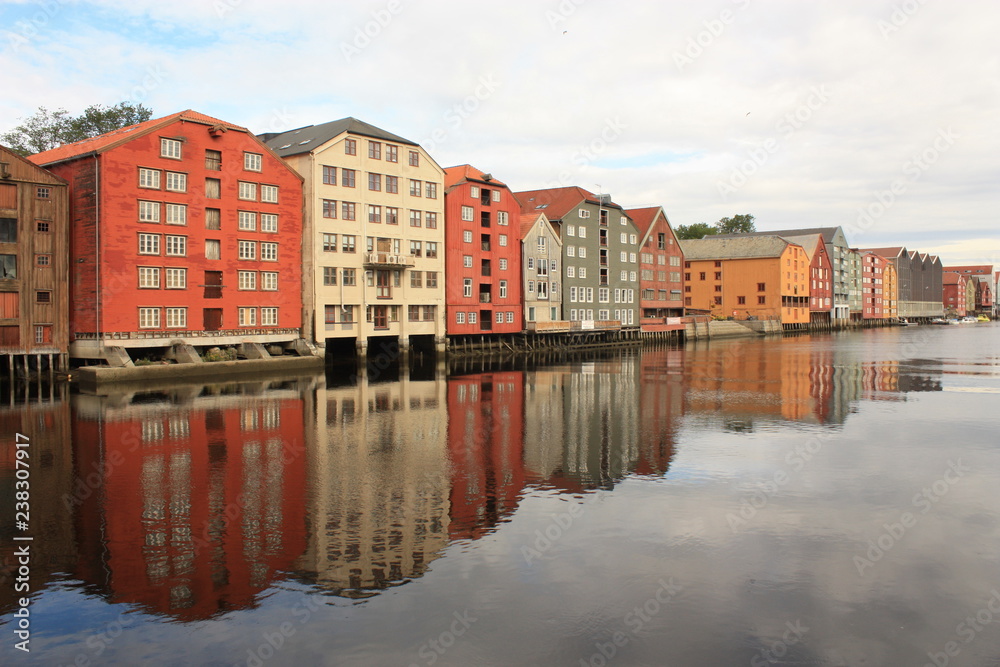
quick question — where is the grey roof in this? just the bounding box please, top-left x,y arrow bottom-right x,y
680,235 -> 791,260
260,117 -> 418,157
715,226 -> 843,244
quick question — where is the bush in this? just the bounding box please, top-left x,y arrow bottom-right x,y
202,347 -> 237,363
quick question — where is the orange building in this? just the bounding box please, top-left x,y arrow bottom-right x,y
679,236 -> 809,324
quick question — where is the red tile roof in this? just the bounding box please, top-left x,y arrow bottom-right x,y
943,265 -> 993,274
860,246 -> 906,258
943,272 -> 965,285
443,164 -> 509,190
625,206 -> 661,236
28,110 -> 247,166
514,186 -> 609,220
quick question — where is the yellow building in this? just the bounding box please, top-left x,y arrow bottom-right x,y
883,262 -> 898,319
263,118 -> 446,359
680,236 -> 810,324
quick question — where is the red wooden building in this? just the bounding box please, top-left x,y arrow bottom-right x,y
779,234 -> 834,323
626,206 -> 685,331
860,250 -> 888,319
443,165 -> 523,335
943,264 -> 994,316
29,110 -> 304,364
943,271 -> 968,317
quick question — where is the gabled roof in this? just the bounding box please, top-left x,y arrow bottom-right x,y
29,110 -> 245,166
262,117 -> 417,157
514,186 -> 624,220
625,206 -> 663,236
519,211 -> 561,244
777,233 -> 825,262
443,164 -> 509,190
860,246 -> 907,259
0,144 -> 67,185
680,235 -> 794,261
717,226 -> 845,245
943,272 -> 965,286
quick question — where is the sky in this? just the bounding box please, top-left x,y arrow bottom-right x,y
2,0 -> 997,266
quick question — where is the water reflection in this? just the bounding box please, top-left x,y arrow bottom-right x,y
0,330 -> 957,630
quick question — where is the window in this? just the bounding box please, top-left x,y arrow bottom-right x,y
322,233 -> 337,252
579,210 -> 590,219
463,255 -> 473,268
463,279 -> 473,297
498,258 -> 507,270
383,175 -> 399,195
205,178 -> 221,199
321,199 -> 338,219
408,151 -> 419,166
322,165 -> 337,185
139,307 -> 160,328
567,266 -> 575,278
261,213 -> 277,232
578,227 -> 586,238
138,233 -> 160,255
386,144 -> 398,162
36,221 -> 49,233
205,239 -> 221,260
239,307 -> 256,327
758,295 -> 766,304
425,212 -> 438,229
239,271 -> 256,290
496,311 -> 504,324
139,168 -> 160,189
368,173 -> 381,191
166,307 -> 187,328
35,187 -> 50,199
410,180 -> 422,197
165,172 -> 187,193
342,202 -> 356,220
201,208 -> 220,230
499,280 -> 508,298
630,234 -> 637,244
579,267 -> 586,278
342,268 -> 356,286
165,235 -> 186,256
621,232 -> 628,243
757,282 -> 766,291
161,138 -> 182,159
139,201 -> 160,223
239,240 -> 256,260
238,211 -> 256,231
35,290 -> 51,303
426,271 -> 438,288
426,242 -> 438,258
260,272 -> 277,291
409,210 -> 422,227
425,182 -> 437,198
367,205 -> 382,224
34,325 -> 51,344
138,267 -> 160,288
567,246 -> 575,257
261,242 -> 277,261
579,247 -> 586,259
165,267 -> 186,289
538,237 -> 546,252
244,152 -> 262,171
342,169 -> 356,188
261,185 -> 278,203
599,287 -> 609,303
737,296 -> 746,305
344,138 -> 357,155
456,311 -> 466,324
409,240 -> 423,257
342,235 -> 356,253
468,312 -> 477,324
385,206 -> 399,225
369,141 -> 381,159
499,234 -> 508,247
497,211 -> 508,226
204,149 -> 222,170
238,181 -> 256,200
260,307 -> 278,326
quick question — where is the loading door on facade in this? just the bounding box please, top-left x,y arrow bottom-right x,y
204,271 -> 223,299
203,308 -> 223,331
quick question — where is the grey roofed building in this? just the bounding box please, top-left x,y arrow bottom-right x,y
260,117 -> 418,157
680,235 -> 791,260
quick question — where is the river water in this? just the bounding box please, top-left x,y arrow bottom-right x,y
2,324 -> 999,666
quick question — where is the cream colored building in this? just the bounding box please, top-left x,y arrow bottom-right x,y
263,118 -> 446,359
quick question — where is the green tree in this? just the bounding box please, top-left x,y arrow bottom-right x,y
1,102 -> 153,155
715,214 -> 756,235
675,222 -> 718,240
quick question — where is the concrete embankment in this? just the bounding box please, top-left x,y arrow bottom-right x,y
74,355 -> 324,386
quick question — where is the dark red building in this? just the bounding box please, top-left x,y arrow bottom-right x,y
626,206 -> 685,331
443,165 -> 523,335
30,110 -> 304,363
943,264 -> 994,316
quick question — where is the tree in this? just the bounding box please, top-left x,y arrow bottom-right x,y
715,214 -> 756,235
675,222 -> 718,240
1,102 -> 153,155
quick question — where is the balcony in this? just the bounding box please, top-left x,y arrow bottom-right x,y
363,252 -> 416,269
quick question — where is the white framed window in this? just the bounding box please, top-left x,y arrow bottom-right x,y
567,266 -> 575,278
578,247 -> 586,259
261,307 -> 278,326
579,209 -> 590,219
139,168 -> 160,189
463,230 -> 473,243
599,288 -> 609,303
138,267 -> 160,288
537,237 -> 546,252
499,258 -> 507,270
570,286 -> 577,302
630,253 -> 636,263
238,240 -> 256,260
239,307 -> 256,326
586,288 -> 594,303
166,307 -> 186,328
496,311 -> 504,323
138,233 -> 160,255
499,234 -> 507,246
567,225 -> 575,236
506,312 -> 514,323
527,258 -> 534,270
165,172 -> 187,193
139,201 -> 160,223
621,270 -> 628,281
614,289 -> 621,303
463,279 -> 472,297
239,211 -> 256,231
261,185 -> 278,203
621,216 -> 628,225
463,255 -> 473,268
498,211 -> 508,225
165,235 -> 186,256
261,242 -> 277,261
238,181 -> 257,200
499,280 -> 507,298
629,234 -> 637,244
456,311 -> 465,324
261,271 -> 278,291
567,245 -> 575,257
165,268 -> 186,289
527,280 -> 534,293
461,206 -> 474,222
492,189 -> 500,202
160,138 -> 181,159
579,267 -> 586,279
470,186 -> 480,198
261,213 -> 278,232
139,307 -> 160,328
165,203 -> 186,225
244,152 -> 262,171
621,232 -> 628,243
468,312 -> 477,324
621,251 -> 628,262
239,270 -> 256,290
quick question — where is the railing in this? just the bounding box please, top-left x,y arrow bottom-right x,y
75,328 -> 301,340
363,252 -> 416,268
479,293 -> 492,303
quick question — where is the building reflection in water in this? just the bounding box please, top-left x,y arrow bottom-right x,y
71,378 -> 311,621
